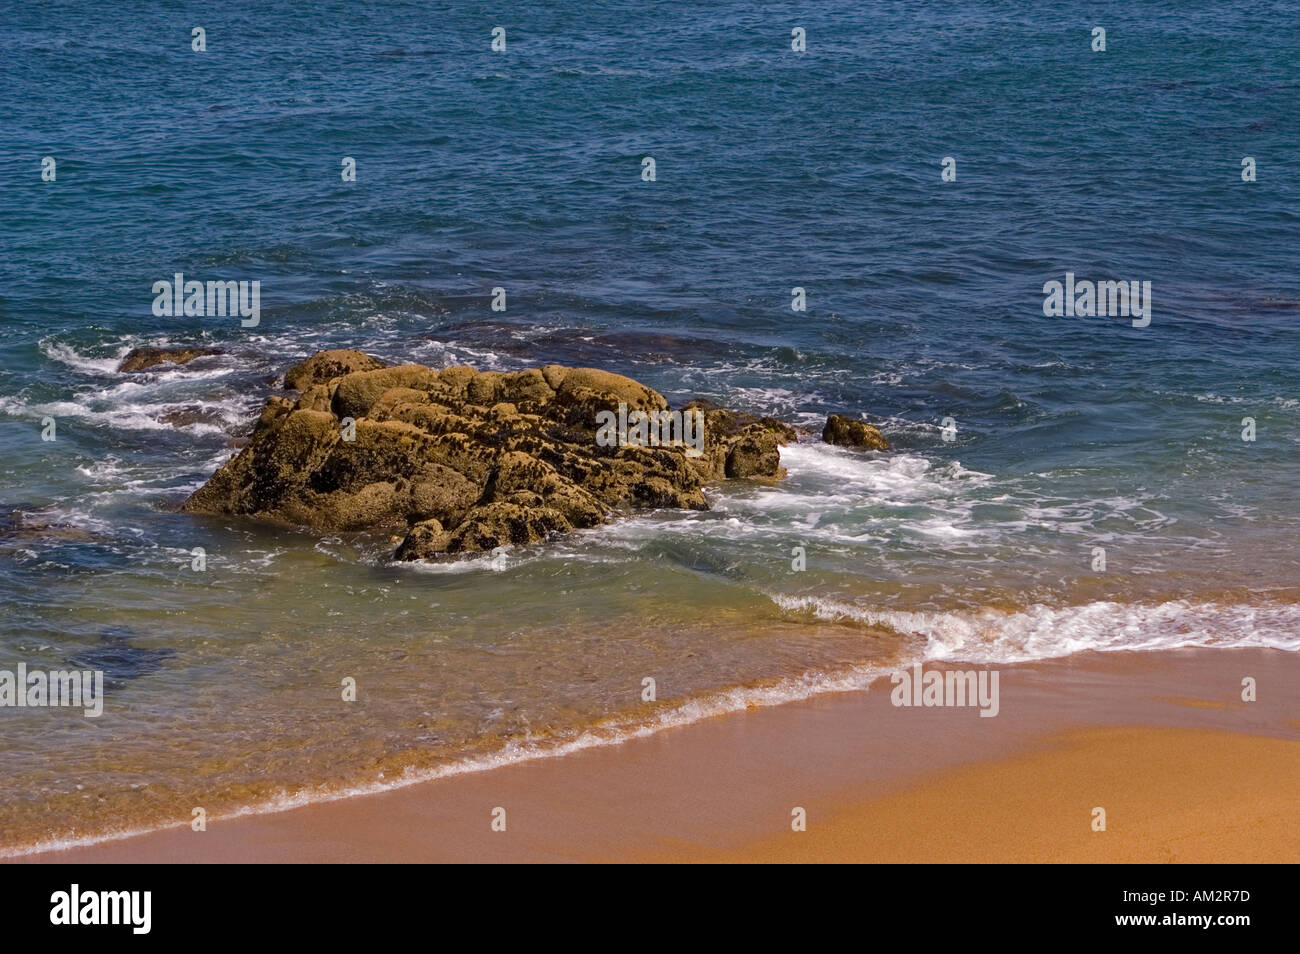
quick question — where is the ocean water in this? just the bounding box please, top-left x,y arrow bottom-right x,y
1,1 -> 1298,854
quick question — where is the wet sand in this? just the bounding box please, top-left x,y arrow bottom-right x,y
16,647 -> 1299,863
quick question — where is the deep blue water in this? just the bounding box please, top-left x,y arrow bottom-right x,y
1,1 -> 1298,851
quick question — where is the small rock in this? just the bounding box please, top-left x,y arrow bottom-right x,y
823,413 -> 890,451
118,346 -> 224,373
393,518 -> 451,560
284,349 -> 387,391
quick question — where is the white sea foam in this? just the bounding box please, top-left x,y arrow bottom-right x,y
406,338 -> 510,370
39,340 -> 129,375
75,456 -> 131,482
397,551 -> 512,574
769,593 -> 1300,660
0,393 -> 246,434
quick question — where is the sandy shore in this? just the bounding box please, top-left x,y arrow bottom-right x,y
15,647 -> 1299,863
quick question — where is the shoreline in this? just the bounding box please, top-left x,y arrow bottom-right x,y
13,646 -> 1298,863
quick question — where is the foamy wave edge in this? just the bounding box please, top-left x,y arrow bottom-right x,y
0,660 -> 888,859
769,594 -> 1300,659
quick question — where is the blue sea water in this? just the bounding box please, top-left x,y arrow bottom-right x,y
1,1 -> 1298,852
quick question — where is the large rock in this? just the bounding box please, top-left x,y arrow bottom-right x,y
118,346 -> 224,372
183,351 -> 812,560
822,413 -> 890,451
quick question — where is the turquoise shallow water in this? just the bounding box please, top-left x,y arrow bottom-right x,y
1,1 -> 1298,852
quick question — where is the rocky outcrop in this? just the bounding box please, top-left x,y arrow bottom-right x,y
118,346 -> 224,372
822,413 -> 890,451
183,350 -> 797,560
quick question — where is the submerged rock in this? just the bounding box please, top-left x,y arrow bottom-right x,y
159,405 -> 230,429
0,509 -> 102,545
66,627 -> 176,690
822,413 -> 890,451
118,346 -> 224,373
183,350 -> 799,559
